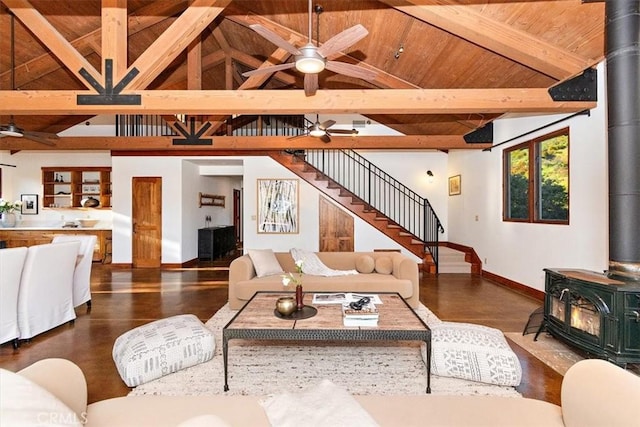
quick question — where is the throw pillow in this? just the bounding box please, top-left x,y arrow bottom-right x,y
0,368 -> 83,426
247,249 -> 284,278
374,256 -> 393,274
422,322 -> 522,387
355,255 -> 375,273
261,379 -> 379,427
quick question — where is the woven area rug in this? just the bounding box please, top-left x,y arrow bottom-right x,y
505,332 -> 640,377
129,304 -> 521,398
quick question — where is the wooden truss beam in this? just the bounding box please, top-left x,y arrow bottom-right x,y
0,135 -> 490,151
0,88 -> 596,115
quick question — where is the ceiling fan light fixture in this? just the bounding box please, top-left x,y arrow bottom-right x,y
295,45 -> 326,74
309,125 -> 325,137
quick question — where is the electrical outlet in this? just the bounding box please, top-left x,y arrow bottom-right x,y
475,215 -> 479,221
484,258 -> 487,264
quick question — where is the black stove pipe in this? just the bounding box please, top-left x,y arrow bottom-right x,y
606,0 -> 640,281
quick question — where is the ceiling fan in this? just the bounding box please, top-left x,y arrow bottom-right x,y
242,0 -> 376,96
0,13 -> 58,146
291,115 -> 358,143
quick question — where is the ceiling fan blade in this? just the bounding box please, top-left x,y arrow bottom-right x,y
249,24 -> 301,56
317,24 -> 369,58
328,129 -> 358,135
319,120 -> 336,130
23,133 -> 57,146
325,61 -> 377,81
242,62 -> 295,77
304,73 -> 319,97
320,133 -> 331,143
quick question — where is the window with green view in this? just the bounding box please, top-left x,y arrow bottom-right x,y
503,128 -> 569,224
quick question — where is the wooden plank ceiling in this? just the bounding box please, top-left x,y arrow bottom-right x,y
0,0 -> 605,151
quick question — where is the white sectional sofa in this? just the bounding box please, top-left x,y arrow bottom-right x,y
2,358 -> 638,427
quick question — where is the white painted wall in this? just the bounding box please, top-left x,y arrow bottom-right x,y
0,151 -> 112,226
447,62 -> 609,291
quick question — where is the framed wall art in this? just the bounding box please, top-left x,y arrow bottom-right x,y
21,194 -> 38,214
257,179 -> 298,233
448,175 -> 461,196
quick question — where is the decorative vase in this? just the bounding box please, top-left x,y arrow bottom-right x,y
295,284 -> 304,311
81,196 -> 100,208
0,212 -> 17,228
275,297 -> 296,316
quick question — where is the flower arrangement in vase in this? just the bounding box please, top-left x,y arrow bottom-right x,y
0,199 -> 22,228
282,260 -> 304,310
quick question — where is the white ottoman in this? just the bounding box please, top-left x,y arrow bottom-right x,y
113,314 -> 215,387
422,322 -> 522,386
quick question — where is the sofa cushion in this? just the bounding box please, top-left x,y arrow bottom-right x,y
113,314 -> 215,387
375,256 -> 393,274
422,322 -> 522,387
0,368 -> 83,426
247,249 -> 284,278
355,255 -> 375,273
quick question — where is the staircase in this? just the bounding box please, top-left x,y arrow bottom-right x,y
270,150 -> 446,272
437,247 -> 473,273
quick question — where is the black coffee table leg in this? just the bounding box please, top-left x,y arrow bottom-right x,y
424,339 -> 431,394
223,335 -> 229,391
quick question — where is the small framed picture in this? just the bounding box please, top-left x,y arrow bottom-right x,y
21,194 -> 38,215
448,175 -> 461,196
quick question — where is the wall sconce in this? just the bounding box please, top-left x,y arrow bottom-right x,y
426,170 -> 434,183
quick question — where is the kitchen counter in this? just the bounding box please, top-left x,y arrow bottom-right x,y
6,225 -> 112,230
0,228 -> 112,263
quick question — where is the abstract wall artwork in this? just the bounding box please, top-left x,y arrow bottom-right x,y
257,179 -> 299,233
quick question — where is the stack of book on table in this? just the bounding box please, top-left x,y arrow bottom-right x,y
341,302 -> 379,327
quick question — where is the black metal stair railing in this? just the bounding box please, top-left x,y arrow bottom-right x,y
300,149 -> 445,271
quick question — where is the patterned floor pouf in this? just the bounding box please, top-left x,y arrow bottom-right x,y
113,314 -> 215,387
421,322 -> 522,386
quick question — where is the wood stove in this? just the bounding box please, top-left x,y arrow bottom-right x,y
541,269 -> 640,366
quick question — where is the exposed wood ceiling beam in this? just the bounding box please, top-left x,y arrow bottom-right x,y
102,0 -> 128,80
381,0 -> 593,80
127,0 -> 231,90
0,88 -> 595,115
4,0 -> 103,89
0,135 -> 488,151
0,0 -> 189,89
155,50 -> 226,90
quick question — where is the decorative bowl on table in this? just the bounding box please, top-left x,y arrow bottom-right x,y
77,218 -> 99,228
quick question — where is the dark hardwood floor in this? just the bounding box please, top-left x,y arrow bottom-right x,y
0,255 -> 563,406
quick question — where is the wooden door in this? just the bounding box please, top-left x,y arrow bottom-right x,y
319,196 -> 354,252
132,177 -> 162,268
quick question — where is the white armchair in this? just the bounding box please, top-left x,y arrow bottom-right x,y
17,241 -> 80,340
0,247 -> 28,348
52,234 -> 98,308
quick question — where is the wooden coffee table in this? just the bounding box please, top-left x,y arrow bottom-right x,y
222,291 -> 431,393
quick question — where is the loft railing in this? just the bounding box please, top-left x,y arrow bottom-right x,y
116,115 -> 177,136
212,115 -> 308,137
115,114 -> 308,137
300,149 -> 444,271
